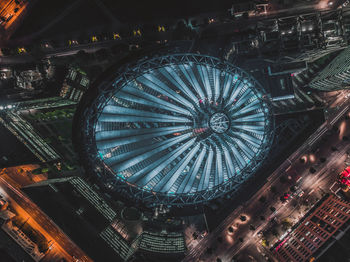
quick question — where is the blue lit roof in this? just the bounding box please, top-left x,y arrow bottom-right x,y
90,54 -> 273,202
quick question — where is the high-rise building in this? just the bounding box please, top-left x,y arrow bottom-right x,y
310,48 -> 350,90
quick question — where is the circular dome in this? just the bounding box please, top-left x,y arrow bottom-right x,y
81,53 -> 274,206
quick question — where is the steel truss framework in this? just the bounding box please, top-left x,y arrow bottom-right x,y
80,53 -> 275,206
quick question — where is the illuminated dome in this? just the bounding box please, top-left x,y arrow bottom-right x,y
79,53 -> 274,206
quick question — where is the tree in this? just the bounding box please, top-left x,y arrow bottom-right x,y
228,226 -> 234,233
271,228 -> 279,237
282,219 -> 292,230
279,176 -> 287,183
270,186 -> 277,194
240,215 -> 247,222
41,167 -> 49,173
309,167 -> 316,173
259,196 -> 266,203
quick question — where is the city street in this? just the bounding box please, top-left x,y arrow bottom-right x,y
1,1 -> 350,261
0,0 -> 32,43
183,96 -> 350,261
0,172 -> 91,262
0,0 -> 28,30
0,164 -> 47,188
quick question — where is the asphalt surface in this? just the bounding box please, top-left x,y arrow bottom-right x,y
183,97 -> 350,262
0,174 -> 91,262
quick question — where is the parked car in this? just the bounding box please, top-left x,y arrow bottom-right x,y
6,14 -> 13,22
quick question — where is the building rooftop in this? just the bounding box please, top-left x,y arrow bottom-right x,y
275,194 -> 350,262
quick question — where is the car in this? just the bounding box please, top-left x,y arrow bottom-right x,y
283,193 -> 290,200
293,188 -> 304,197
6,15 -> 13,22
280,193 -> 291,203
240,215 -> 247,221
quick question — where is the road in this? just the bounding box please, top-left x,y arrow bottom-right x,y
227,144 -> 349,262
0,36 -> 128,65
0,164 -> 46,188
0,0 -> 347,66
0,173 -> 91,262
0,0 -> 32,42
0,0 -> 28,30
183,95 -> 350,261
